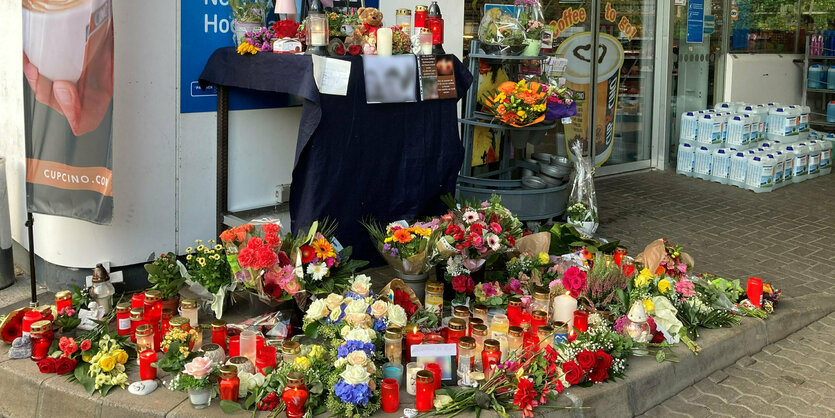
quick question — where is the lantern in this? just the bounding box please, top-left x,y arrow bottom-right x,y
305,0 -> 328,56
425,1 -> 444,54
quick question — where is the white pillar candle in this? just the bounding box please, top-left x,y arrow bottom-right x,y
376,27 -> 393,56
552,292 -> 577,325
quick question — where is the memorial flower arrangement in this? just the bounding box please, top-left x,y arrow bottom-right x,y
155,326 -> 200,373
228,0 -> 271,24
482,80 -> 549,127
145,252 -> 187,301
37,336 -> 80,376
272,19 -> 301,39
168,356 -> 216,392
391,26 -> 412,54
185,239 -> 233,317
69,332 -> 131,396
556,316 -> 630,385
288,221 -> 369,298
545,85 -> 581,120
324,334 -> 382,418
363,219 -> 439,275
506,252 -> 550,286
237,26 -> 277,54
473,280 -> 507,308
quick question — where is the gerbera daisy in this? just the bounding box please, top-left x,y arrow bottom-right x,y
462,210 -> 479,224
393,229 -> 412,243
312,238 -> 336,260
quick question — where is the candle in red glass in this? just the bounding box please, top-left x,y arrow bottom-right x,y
229,335 -> 240,357
282,372 -> 309,418
129,308 -> 146,343
160,309 -> 174,335
37,307 -> 54,323
256,335 -> 265,352
425,2 -> 443,46
381,378 -> 400,413
747,277 -> 764,308
21,310 -> 43,337
139,350 -> 158,380
131,292 -> 145,309
219,365 -> 240,402
115,302 -> 131,336
613,246 -> 627,267
573,310 -> 589,333
415,370 -> 434,412
507,296 -> 523,327
446,318 -> 466,346
413,5 -> 427,28
256,345 -> 277,375
424,332 -> 444,344
468,317 -> 483,338
30,320 -> 53,361
212,320 -> 228,352
404,327 -> 424,361
54,290 -> 72,314
531,310 -> 547,336
481,339 -> 501,379
143,290 -> 162,324
425,362 -> 442,390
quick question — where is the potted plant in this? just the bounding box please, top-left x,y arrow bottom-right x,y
184,240 -> 233,319
229,0 -> 271,46
515,0 -> 545,56
169,357 -> 217,409
145,252 -> 187,312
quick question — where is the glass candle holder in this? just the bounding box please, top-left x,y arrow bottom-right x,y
453,306 -> 470,328
143,290 -> 162,324
383,362 -> 404,386
507,326 -> 523,353
129,307 -> 145,343
139,349 -> 157,380
425,362 -> 442,390
531,286 -> 551,318
425,281 -> 444,315
613,246 -> 628,267
227,356 -> 255,375
201,343 -> 227,365
621,256 -> 636,277
239,330 -> 257,365
282,340 -> 301,363
161,309 -> 174,335
381,378 -> 400,413
573,310 -> 589,333
469,317 -> 483,337
531,310 -> 548,335
415,370 -> 434,411
419,28 -> 432,54
496,335 -> 508,362
256,345 -> 277,375
136,324 -> 155,353
385,327 -> 403,364
180,299 -> 199,328
473,304 -> 488,324
212,320 -> 227,352
537,325 -> 554,349
447,318 -> 466,345
405,327 -> 424,361
395,8 -> 411,29
219,365 -> 240,402
229,335 -> 240,358
283,372 -> 309,418
21,310 -> 43,338
457,336 -> 475,386
29,320 -> 53,361
169,316 -> 191,350
470,371 -> 485,388
490,314 -> 509,338
423,332 -> 444,344
471,324 -> 488,365
553,323 -> 568,345
55,290 -> 72,314
507,297 -> 522,327
406,361 -> 421,395
481,339 -> 501,379
414,5 -> 428,28
115,302 -> 131,336
747,277 -> 764,308
131,292 -> 145,309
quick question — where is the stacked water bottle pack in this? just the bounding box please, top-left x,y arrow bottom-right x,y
677,102 -> 833,193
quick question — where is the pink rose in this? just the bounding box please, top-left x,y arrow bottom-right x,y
184,356 -> 214,379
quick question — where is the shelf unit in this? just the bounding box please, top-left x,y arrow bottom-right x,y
802,36 -> 835,130
458,40 -> 568,221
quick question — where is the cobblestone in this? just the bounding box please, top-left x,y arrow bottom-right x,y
599,172 -> 835,417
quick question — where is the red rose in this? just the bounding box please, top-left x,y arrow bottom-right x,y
299,245 -> 315,264
595,349 -> 613,371
452,275 -> 472,294
576,350 -> 596,372
37,357 -> 56,374
55,357 -> 77,375
651,332 -> 666,344
80,339 -> 92,352
263,223 -> 280,234
335,44 -> 346,55
561,361 -> 583,385
277,250 -> 292,266
348,44 -> 362,56
271,20 -> 300,39
589,364 -> 610,383
238,247 -> 257,268
264,232 -> 281,248
506,234 -> 516,247
255,247 -> 278,269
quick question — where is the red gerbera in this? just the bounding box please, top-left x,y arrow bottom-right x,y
299,245 -> 315,264
0,311 -> 24,343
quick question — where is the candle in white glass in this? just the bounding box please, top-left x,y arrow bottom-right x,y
406,362 -> 421,395
376,27 -> 393,56
552,292 -> 577,324
239,330 -> 257,365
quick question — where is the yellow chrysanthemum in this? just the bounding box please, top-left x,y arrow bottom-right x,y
307,345 -> 326,359
642,299 -> 655,314
186,254 -> 193,260
293,356 -> 312,371
658,279 -> 672,294
633,268 -> 653,288
99,355 -> 116,372
186,247 -> 193,253
215,244 -> 223,251
537,252 -> 549,265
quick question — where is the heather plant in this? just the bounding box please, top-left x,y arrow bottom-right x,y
581,253 -> 629,312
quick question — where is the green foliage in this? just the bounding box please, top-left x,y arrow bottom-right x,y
145,252 -> 186,300
228,0 -> 270,23
170,373 -> 215,391
152,341 -> 198,374
71,285 -> 92,310
545,223 -> 620,255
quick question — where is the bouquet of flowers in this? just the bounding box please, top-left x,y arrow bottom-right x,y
325,336 -> 381,418
391,26 -> 412,54
478,7 -> 526,55
545,85 -> 580,121
221,221 -> 289,300
288,220 -> 369,298
437,195 -> 523,275
155,326 -> 201,373
185,239 -> 233,318
557,315 -> 629,386
566,141 -> 599,238
482,80 -> 549,127
474,280 -> 508,308
363,219 -> 439,275
507,252 -> 550,286
168,357 -> 216,393
229,0 -> 270,23
271,19 -> 300,39
236,26 -> 276,54
69,332 -> 131,396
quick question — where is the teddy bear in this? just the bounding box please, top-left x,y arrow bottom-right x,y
345,7 -> 383,50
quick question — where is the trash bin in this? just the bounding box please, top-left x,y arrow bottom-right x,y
0,158 -> 15,290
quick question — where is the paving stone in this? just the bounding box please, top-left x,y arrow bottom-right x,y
39,373 -> 101,418
0,359 -> 53,418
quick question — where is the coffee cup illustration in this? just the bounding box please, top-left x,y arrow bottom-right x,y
556,33 -> 624,166
22,0 -> 95,83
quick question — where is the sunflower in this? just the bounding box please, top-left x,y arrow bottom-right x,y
312,238 -> 336,259
393,229 -> 413,243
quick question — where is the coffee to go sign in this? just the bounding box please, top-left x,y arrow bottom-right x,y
550,2 -> 637,41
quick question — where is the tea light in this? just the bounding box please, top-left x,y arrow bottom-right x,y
405,327 -> 424,361
385,327 -> 403,364
406,362 -> 421,395
552,292 -> 577,324
383,362 -> 404,386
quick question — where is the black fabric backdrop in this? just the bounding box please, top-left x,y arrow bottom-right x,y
199,48 -> 472,264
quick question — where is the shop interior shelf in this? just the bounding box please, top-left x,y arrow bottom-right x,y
457,176 -> 569,221
469,51 -> 547,61
810,119 -> 835,128
808,88 -> 835,93
808,55 -> 835,60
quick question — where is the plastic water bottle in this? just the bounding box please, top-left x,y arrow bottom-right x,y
746,156 -> 773,192
729,152 -> 748,188
798,106 -> 811,140
781,147 -> 794,184
715,102 -> 738,112
819,140 -> 832,175
680,112 -> 698,142
827,101 -> 835,122
693,146 -> 713,180
697,114 -> 723,145
787,144 -> 809,183
726,116 -> 745,147
828,67 -> 835,90
710,148 -> 731,184
741,106 -> 767,141
768,107 -> 796,139
809,64 -> 826,89
808,140 -> 821,178
676,142 -> 695,176
769,153 -> 784,188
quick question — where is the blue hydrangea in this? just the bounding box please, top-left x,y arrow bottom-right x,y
334,380 -> 372,405
343,291 -> 364,300
337,340 -> 376,358
373,318 -> 387,332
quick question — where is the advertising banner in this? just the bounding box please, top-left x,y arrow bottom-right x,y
22,0 -> 115,224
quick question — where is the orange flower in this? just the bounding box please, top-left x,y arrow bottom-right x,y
393,229 -> 413,243
220,229 -> 235,243
498,81 -> 516,95
655,265 -> 666,276
497,104 -> 507,114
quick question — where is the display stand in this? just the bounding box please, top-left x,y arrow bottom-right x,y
802,35 -> 835,130
457,40 -> 568,221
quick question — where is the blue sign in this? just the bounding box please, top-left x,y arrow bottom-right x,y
703,15 -> 715,34
686,0 -> 704,44
180,0 -> 292,113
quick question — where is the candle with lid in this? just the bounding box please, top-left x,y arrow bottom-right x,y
115,302 -> 131,336
481,339 -> 501,379
54,290 -> 72,314
219,365 -> 240,401
212,320 -> 228,352
415,370 -> 434,411
452,306 -> 470,328
143,290 -> 162,324
161,309 -> 174,335
131,292 -> 145,309
507,326 -> 524,353
21,310 -> 43,338
490,313 -> 509,338
469,317 -> 483,337
283,372 -> 309,418
381,378 -> 400,413
180,299 -> 199,328
282,340 -> 301,363
531,310 -> 548,335
425,281 -> 444,315
473,304 -> 488,324
419,27 -> 432,54
507,296 -> 522,327
537,325 -> 554,349
384,327 -> 403,364
395,8 -> 411,29
531,286 -> 550,318
136,324 -> 155,353
169,316 -> 191,351
30,320 -> 53,361
129,307 -> 145,343
423,332 -> 444,344
405,326 -> 424,361
447,318 -> 466,346
413,5 -> 428,29
425,362 -> 442,390
613,246 -> 628,267
457,336 -> 475,386
471,323 -> 488,365
573,310 -> 589,333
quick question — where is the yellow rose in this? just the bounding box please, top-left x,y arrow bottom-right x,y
308,345 -> 326,360
658,279 -> 672,294
112,349 -> 129,364
537,252 -> 549,265
99,355 -> 116,372
325,294 -> 344,311
293,356 -> 312,371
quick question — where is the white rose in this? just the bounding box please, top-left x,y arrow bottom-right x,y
326,294 -> 344,311
370,300 -> 389,319
340,325 -> 352,339
345,327 -> 374,343
340,364 -> 371,385
345,298 -> 369,315
306,299 -> 329,321
334,357 -> 347,368
345,350 -> 369,367
387,303 -> 408,327
351,274 -> 372,297
329,306 -> 343,323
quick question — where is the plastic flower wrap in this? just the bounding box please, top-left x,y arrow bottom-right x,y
478,7 -> 526,55
70,333 -> 131,396
363,219 -> 440,275
483,80 -> 549,127
566,141 -> 599,238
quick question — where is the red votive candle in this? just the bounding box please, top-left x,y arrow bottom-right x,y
219,365 -> 240,402
405,327 -> 424,361
381,378 -> 400,413
415,370 -> 434,412
531,310 -> 547,335
256,346 -> 277,375
425,362 -> 442,390
131,292 -> 145,309
139,349 -> 158,380
115,302 -> 131,336
573,310 -> 589,333
54,290 -> 72,314
747,277 -> 764,308
481,339 -> 501,379
229,335 -> 240,357
507,296 -> 523,327
129,308 -> 146,343
446,318 -> 466,346
613,246 -> 627,267
21,311 -> 42,337
212,320 -> 227,352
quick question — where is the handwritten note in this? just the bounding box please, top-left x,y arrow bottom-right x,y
312,55 -> 351,96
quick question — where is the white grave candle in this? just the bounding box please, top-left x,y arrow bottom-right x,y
376,27 -> 393,56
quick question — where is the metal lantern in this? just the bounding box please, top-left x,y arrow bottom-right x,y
426,1 -> 445,55
88,263 -> 115,314
305,0 -> 328,56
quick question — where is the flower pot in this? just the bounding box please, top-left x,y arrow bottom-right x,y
160,296 -> 180,314
394,271 -> 429,303
523,40 -> 541,56
188,387 -> 212,409
232,20 -> 263,46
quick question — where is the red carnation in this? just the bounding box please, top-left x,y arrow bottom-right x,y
264,232 -> 281,248
255,247 -> 278,269
271,20 -> 300,39
37,357 -> 56,374
561,361 -> 583,385
506,233 -> 516,247
348,44 -> 362,56
299,245 -> 315,264
238,247 -> 257,268
80,339 -> 92,352
55,357 -> 77,375
277,250 -> 292,266
263,223 -> 281,234
576,350 -> 596,372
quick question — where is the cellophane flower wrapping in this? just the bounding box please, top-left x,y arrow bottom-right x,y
478,8 -> 526,54
566,141 -> 598,238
